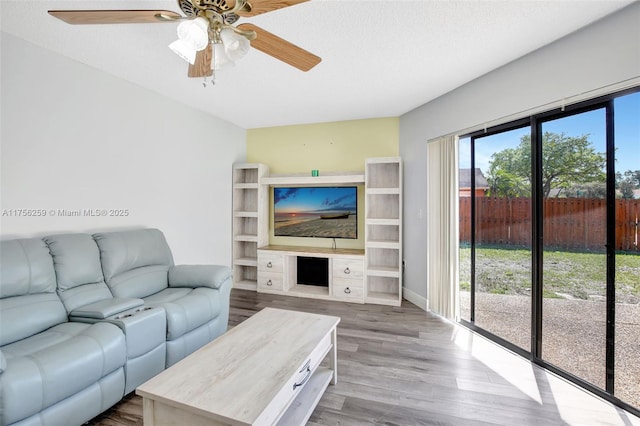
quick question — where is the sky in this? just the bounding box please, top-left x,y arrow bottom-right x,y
273,187 -> 357,214
460,91 -> 639,175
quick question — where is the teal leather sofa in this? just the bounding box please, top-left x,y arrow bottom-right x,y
0,229 -> 232,426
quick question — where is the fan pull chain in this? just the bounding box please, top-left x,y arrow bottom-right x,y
202,75 -> 216,87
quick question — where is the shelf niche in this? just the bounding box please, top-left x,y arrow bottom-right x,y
364,157 -> 402,306
232,163 -> 269,291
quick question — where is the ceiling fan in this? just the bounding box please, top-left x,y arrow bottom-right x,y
48,0 -> 321,82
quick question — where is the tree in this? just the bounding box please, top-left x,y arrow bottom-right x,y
486,132 -> 606,198
620,180 -> 635,199
564,182 -> 607,199
487,142 -> 530,198
616,169 -> 640,199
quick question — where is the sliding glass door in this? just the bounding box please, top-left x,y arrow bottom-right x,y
473,126 -> 532,351
540,108 -> 608,389
459,88 -> 640,414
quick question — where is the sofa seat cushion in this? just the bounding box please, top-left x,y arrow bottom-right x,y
0,322 -> 126,424
144,287 -> 222,341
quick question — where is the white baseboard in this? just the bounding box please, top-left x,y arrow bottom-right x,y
403,287 -> 428,312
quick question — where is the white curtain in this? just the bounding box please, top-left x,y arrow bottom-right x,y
426,135 -> 460,320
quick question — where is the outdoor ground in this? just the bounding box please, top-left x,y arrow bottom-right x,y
459,247 -> 640,409
459,292 -> 640,408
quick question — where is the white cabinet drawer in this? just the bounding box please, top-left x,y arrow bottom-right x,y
267,332 -> 332,424
332,281 -> 364,302
332,258 -> 364,279
258,271 -> 284,291
258,252 -> 284,273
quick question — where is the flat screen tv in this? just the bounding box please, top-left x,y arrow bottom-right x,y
274,186 -> 357,239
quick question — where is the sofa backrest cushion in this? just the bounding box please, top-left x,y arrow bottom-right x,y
44,233 -> 114,313
0,238 -> 68,346
93,229 -> 174,298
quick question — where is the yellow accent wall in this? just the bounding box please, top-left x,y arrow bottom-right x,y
247,117 -> 399,173
247,117 -> 399,249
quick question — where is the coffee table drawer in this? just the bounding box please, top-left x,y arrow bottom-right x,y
265,333 -> 333,425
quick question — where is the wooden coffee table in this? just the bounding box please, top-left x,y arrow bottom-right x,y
136,307 -> 340,425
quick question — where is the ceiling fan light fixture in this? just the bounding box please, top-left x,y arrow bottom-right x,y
169,16 -> 210,64
176,17 -> 209,51
220,28 -> 250,62
49,3 -> 322,81
169,39 -> 197,64
213,42 -> 235,70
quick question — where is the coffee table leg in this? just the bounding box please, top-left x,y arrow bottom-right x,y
142,398 -> 156,426
330,327 -> 338,385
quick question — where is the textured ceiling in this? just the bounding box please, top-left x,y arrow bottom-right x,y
0,0 -> 635,129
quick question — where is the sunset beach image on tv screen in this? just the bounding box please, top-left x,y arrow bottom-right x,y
273,187 -> 357,239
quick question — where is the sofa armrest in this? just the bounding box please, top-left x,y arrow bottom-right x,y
168,265 -> 232,290
69,297 -> 144,320
0,349 -> 6,374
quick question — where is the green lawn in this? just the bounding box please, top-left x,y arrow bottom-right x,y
459,246 -> 640,303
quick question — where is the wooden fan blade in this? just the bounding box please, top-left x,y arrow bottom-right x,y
188,45 -> 213,78
236,0 -> 309,17
48,10 -> 182,25
237,23 -> 321,71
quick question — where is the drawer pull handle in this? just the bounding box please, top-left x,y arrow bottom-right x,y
293,360 -> 312,390
267,261 -> 272,268
344,267 -> 350,275
266,280 -> 273,286
344,287 -> 351,294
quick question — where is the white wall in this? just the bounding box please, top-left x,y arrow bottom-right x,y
399,3 -> 640,305
0,33 -> 246,265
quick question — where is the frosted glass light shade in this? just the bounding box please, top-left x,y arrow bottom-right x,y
169,39 -> 197,64
220,28 -> 249,62
213,42 -> 234,69
169,17 -> 210,64
176,17 -> 209,51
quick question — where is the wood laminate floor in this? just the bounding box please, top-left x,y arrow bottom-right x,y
89,289 -> 640,426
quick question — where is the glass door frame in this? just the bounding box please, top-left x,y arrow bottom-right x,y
463,117 -> 532,360
532,100 -> 616,396
459,86 -> 640,417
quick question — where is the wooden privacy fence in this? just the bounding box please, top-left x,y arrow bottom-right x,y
459,197 -> 640,252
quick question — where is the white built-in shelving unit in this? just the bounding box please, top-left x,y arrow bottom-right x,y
231,163 -> 268,290
257,246 -> 365,303
364,157 -> 403,306
231,157 -> 402,306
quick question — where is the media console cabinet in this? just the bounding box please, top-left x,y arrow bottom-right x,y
232,158 -> 403,306
257,245 -> 365,303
